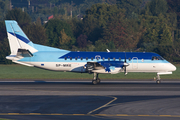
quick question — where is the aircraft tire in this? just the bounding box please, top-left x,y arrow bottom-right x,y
97,79 -> 101,84
92,80 -> 98,85
156,80 -> 161,84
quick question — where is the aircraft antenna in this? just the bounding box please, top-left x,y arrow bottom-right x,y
106,49 -> 110,52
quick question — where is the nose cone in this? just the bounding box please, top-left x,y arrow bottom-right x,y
169,63 -> 176,72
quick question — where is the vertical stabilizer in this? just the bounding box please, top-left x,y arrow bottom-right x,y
5,20 -> 37,56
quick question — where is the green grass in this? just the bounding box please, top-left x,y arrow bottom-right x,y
0,64 -> 179,80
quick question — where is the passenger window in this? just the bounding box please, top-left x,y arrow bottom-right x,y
108,57 -> 110,61
113,58 -> 116,61
91,57 -> 93,60
86,57 -> 88,60
81,57 -> 83,60
70,57 -> 72,60
129,58 -> 131,61
75,57 -> 77,60
103,57 -> 105,61
64,57 -> 67,60
119,58 -> 121,61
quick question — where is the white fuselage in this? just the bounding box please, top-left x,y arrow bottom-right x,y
22,61 -> 176,74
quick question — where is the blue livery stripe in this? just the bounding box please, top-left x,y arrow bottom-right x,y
9,32 -> 30,44
58,52 -> 160,60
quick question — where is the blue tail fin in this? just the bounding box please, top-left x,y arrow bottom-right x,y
5,20 -> 37,55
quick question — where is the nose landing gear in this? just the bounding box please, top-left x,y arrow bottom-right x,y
155,74 -> 161,84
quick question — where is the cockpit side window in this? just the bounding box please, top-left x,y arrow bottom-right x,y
152,56 -> 164,60
157,56 -> 164,60
152,56 -> 156,60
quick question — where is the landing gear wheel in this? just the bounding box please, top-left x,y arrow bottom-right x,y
156,80 -> 161,84
92,73 -> 101,85
155,74 -> 161,84
97,78 -> 101,84
92,80 -> 98,85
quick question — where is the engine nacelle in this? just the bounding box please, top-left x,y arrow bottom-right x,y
92,67 -> 122,74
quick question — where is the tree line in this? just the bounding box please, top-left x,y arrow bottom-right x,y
0,0 -> 180,64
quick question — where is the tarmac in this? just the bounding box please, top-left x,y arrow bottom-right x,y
0,79 -> 179,120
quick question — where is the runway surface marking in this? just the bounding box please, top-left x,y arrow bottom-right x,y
1,113 -> 180,118
87,96 -> 117,114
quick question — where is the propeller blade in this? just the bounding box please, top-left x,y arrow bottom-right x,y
124,52 -> 126,63
124,52 -> 127,75
123,52 -> 129,75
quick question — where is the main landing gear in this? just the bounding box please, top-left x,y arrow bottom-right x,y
155,74 -> 161,84
92,73 -> 101,85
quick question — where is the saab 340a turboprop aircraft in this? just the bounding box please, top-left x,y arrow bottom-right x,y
5,20 -> 176,84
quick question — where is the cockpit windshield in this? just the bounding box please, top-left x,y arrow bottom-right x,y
152,56 -> 164,60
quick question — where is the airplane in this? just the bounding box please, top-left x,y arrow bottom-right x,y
4,20 -> 176,84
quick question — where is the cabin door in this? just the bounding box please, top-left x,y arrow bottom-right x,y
132,57 -> 138,69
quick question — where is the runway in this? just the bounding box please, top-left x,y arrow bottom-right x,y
0,80 -> 180,120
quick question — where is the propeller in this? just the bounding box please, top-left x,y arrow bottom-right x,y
124,52 -> 129,75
